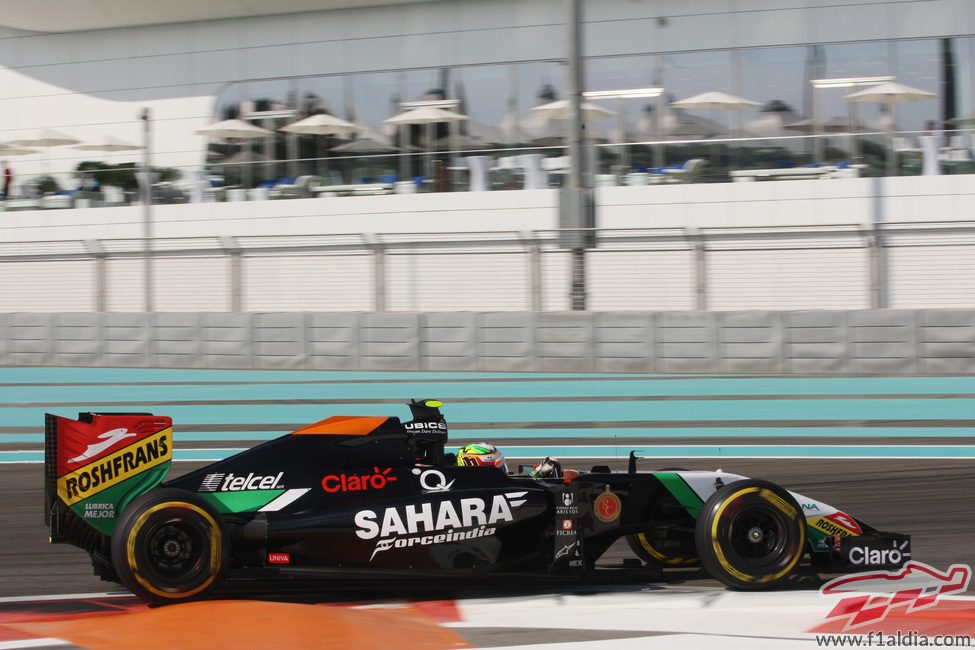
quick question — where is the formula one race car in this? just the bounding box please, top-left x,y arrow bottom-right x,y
44,400 -> 911,604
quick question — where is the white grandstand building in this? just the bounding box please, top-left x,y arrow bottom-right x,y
1,0 -> 974,315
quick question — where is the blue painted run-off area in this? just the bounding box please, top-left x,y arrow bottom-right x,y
2,367 -> 974,462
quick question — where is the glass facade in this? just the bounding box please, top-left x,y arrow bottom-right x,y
206,37 -> 975,192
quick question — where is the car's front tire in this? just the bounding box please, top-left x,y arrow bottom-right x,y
694,479 -> 805,590
111,488 -> 228,605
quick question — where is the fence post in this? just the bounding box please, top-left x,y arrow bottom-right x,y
367,234 -> 386,312
220,236 -> 242,312
520,231 -> 542,311
863,224 -> 887,309
687,227 -> 708,310
84,239 -> 107,312
139,107 -> 153,313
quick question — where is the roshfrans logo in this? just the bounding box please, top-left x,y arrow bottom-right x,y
198,471 -> 284,492
67,428 -> 136,464
820,561 -> 972,630
58,430 -> 170,506
322,467 -> 397,493
355,491 -> 528,561
810,512 -> 863,537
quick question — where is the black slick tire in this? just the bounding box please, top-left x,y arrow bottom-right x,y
110,488 -> 228,605
625,488 -> 699,568
694,479 -> 806,590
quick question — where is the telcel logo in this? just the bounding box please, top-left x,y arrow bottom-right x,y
217,472 -> 283,492
322,467 -> 397,493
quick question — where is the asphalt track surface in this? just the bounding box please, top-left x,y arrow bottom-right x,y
3,369 -> 975,648
6,458 -> 974,598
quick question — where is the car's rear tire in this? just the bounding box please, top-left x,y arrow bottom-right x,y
111,488 -> 228,605
694,479 -> 805,590
626,489 -> 699,568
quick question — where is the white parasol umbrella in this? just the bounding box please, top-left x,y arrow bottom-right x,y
947,113 -> 975,127
845,82 -> 935,175
6,128 -> 80,148
0,144 -> 38,156
383,106 -> 470,126
673,91 -> 760,138
671,91 -> 760,137
195,118 -> 274,138
279,113 -> 357,135
520,100 -> 616,148
73,135 -> 143,152
6,128 -> 80,179
671,91 -> 760,165
72,137 -> 142,192
330,137 -> 402,154
280,113 -> 357,176
383,106 -> 470,179
196,119 -> 273,187
844,81 -> 936,104
670,91 -> 761,110
528,99 -> 616,120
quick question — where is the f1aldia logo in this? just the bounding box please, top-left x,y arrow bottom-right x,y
820,561 -> 972,630
356,492 -> 528,561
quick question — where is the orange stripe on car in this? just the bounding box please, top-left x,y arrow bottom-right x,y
290,416 -> 389,436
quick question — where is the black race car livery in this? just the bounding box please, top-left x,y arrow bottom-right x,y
43,400 -> 911,604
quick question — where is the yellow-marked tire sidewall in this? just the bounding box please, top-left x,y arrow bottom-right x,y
633,532 -> 700,566
112,488 -> 228,604
695,480 -> 805,590
127,502 -> 223,599
625,489 -> 700,567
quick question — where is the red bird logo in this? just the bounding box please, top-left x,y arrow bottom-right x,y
820,561 -> 971,630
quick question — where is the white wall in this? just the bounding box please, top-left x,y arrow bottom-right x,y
2,175 -> 974,243
2,0 -> 974,184
1,176 -> 975,312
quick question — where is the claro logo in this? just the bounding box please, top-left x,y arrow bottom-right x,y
848,539 -> 911,566
322,467 -> 397,493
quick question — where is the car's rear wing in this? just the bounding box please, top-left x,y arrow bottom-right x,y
45,412 -> 173,545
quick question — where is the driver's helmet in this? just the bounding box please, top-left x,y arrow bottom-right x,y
456,442 -> 507,474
